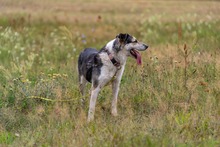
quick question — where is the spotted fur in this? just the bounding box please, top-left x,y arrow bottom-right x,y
78,33 -> 148,122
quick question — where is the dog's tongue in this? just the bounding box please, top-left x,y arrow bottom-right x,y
134,50 -> 142,65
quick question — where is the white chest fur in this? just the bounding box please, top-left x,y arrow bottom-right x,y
96,52 -> 124,88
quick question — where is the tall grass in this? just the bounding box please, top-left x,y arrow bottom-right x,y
0,1 -> 220,146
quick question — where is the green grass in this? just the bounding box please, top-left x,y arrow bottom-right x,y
0,0 -> 220,146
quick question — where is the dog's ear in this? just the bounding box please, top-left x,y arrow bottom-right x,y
116,33 -> 129,43
113,38 -> 120,51
114,33 -> 129,51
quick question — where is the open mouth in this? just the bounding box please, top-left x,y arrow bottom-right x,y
130,49 -> 142,65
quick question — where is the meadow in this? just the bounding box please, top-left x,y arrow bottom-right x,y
0,0 -> 220,146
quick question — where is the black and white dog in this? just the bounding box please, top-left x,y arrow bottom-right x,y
78,33 -> 148,122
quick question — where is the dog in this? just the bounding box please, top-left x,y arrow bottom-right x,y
78,33 -> 148,122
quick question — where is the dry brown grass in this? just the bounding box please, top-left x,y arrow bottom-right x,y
1,0 -> 220,28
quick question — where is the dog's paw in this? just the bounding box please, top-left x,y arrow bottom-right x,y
88,116 -> 94,122
88,111 -> 95,122
111,110 -> 118,117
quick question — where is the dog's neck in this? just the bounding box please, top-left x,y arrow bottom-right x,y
103,39 -> 128,65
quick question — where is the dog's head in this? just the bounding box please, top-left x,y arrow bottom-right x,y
113,33 -> 148,65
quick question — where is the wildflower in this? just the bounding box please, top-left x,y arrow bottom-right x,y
15,133 -> 20,137
62,74 -> 68,78
81,34 -> 86,39
82,40 -> 87,44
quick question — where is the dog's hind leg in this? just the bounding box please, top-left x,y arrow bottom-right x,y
88,85 -> 101,122
79,75 -> 87,104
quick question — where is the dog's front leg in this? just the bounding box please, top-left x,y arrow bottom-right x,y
88,86 -> 101,122
112,66 -> 125,116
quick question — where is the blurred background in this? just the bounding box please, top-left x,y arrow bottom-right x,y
0,0 -> 220,146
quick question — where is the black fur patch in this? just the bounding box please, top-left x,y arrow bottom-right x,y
78,48 -> 103,83
113,39 -> 121,52
116,33 -> 134,46
99,45 -> 106,52
124,35 -> 133,44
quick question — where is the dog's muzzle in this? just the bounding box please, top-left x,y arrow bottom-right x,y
130,43 -> 148,65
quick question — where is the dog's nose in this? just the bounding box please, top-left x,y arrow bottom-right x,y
144,44 -> 148,49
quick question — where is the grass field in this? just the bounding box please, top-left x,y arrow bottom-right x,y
0,0 -> 220,146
